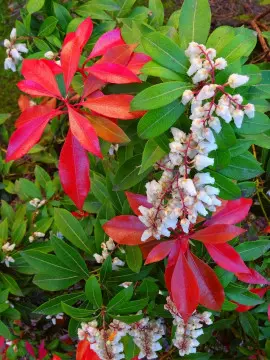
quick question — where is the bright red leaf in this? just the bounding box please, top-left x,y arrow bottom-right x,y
145,241 -> 175,265
186,251 -> 224,310
205,198 -> 252,226
59,130 -> 90,210
236,268 -> 269,285
127,53 -> 152,74
61,34 -> 81,91
87,63 -> 141,84
84,94 -> 145,120
98,44 -> 137,66
76,340 -> 100,360
41,59 -> 62,75
6,109 -> 62,161
68,105 -> 102,158
38,340 -> 48,360
15,105 -> 57,128
191,224 -> 245,244
21,60 -> 61,98
75,17 -> 93,48
83,74 -> 104,98
88,29 -> 125,59
103,215 -> 147,245
171,251 -> 200,322
52,356 -> 62,360
25,342 -> 35,357
125,191 -> 152,216
205,243 -> 250,274
17,79 -> 58,98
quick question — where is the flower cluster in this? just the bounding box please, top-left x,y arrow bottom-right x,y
29,231 -> 46,243
138,42 -> 255,240
4,28 -> 28,72
29,198 -> 46,208
1,242 -> 15,267
165,297 -> 212,357
93,238 -> 125,271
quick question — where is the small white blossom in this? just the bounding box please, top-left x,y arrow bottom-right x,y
181,89 -> 194,105
192,68 -> 209,84
10,28 -> 16,40
214,57 -> 227,70
2,242 -> 15,253
2,255 -> 15,267
4,57 -> 16,72
232,109 -> 244,128
244,103 -> 255,118
194,154 -> 214,171
228,74 -> 249,88
44,51 -> 55,59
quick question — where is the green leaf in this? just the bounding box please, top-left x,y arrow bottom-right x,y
140,140 -> 165,174
214,122 -> 236,150
17,178 -> 42,200
228,139 -> 252,157
219,34 -> 257,64
52,236 -> 89,279
27,0 -> 45,14
226,284 -> 264,306
85,276 -> 103,308
138,100 -> 184,139
0,320 -> 11,339
148,0 -> 164,28
76,4 -> 112,20
206,26 -> 235,54
236,112 -> 270,135
249,70 -> 270,99
142,32 -> 188,74
209,170 -> 241,200
222,299 -> 238,311
53,2 -> 72,30
0,113 -> 11,125
243,132 -> 270,149
241,64 -> 262,86
90,0 -> 120,11
126,246 -> 142,273
117,0 -> 136,17
107,286 -> 133,312
210,149 -> 231,170
142,61 -> 185,80
0,273 -> 23,296
38,16 -> 58,36
114,298 -> 149,314
100,255 -> 112,282
61,302 -> 95,320
179,0 -> 211,48
34,292 -> 85,315
34,165 -> 51,188
132,82 -> 189,110
113,154 -> 151,191
218,152 -> 263,181
91,172 -> 110,205
235,239 -> 270,261
0,218 -> 8,245
238,181 -> 256,197
33,273 -> 81,291
239,312 -> 259,340
54,208 -> 94,253
33,38 -> 51,51
11,220 -> 26,244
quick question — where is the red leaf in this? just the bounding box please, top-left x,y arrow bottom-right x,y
145,241 -> 175,265
18,95 -> 31,111
15,105 -> 57,128
68,105 -> 102,158
0,336 -> 5,349
88,29 -> 125,59
83,74 -> 104,98
6,109 -> 62,161
22,59 -> 61,98
59,130 -> 90,210
103,215 -> 147,245
236,268 -> 269,285
25,342 -> 35,357
41,59 -> 62,75
38,340 -> 47,360
205,198 -> 252,226
18,80 -> 57,97
75,17 -> 93,48
61,34 -> 81,91
205,243 -> 250,274
84,94 -> 145,120
186,251 -> 224,310
171,251 -> 200,322
165,242 -> 180,292
76,340 -> 100,360
191,224 -> 245,243
127,53 -> 151,74
88,114 -> 130,143
86,63 -> 141,84
98,44 -> 137,66
125,192 -> 152,216
139,240 -> 159,259
52,356 -> 62,360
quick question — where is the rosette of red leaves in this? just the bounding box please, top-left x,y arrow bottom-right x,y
6,18 -> 150,210
103,193 -> 269,322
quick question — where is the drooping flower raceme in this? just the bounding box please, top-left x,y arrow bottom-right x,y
139,41 -> 255,241
4,28 -> 28,72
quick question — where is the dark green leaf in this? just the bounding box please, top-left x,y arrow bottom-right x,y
85,276 -> 103,308
126,246 -> 142,273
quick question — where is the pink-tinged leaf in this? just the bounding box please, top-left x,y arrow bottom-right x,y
21,59 -> 61,98
6,109 -> 62,161
88,29 -> 125,59
25,342 -> 36,357
186,251 -> 224,310
145,241 -> 175,265
139,240 -> 159,259
191,224 -> 245,244
15,105 -> 57,128
41,59 -> 62,75
98,44 -> 137,66
205,198 -> 252,226
59,130 -> 90,210
205,243 -> 250,274
75,17 -> 93,48
127,53 -> 152,74
83,74 -> 104,98
165,242 -> 180,292
236,268 -> 269,285
84,94 -> 145,120
18,80 -> 57,97
103,215 -> 147,245
0,336 -> 5,349
171,251 -> 200,322
125,191 -> 152,216
38,340 -> 48,360
61,35 -> 81,91
86,63 -> 141,84
68,105 -> 102,158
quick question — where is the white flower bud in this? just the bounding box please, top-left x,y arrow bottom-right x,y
93,253 -> 104,263
4,57 -> 16,72
216,105 -> 232,123
179,178 -> 197,196
194,154 -> 214,171
4,39 -> 11,48
181,218 -> 190,233
214,57 -> 227,70
228,74 -> 249,88
232,109 -> 244,128
208,116 -> 221,133
15,43 -> 28,53
10,48 -> 21,61
204,185 -> 219,196
244,103 -> 255,118
44,51 -> 55,59
194,172 -> 215,186
192,68 -> 209,84
171,128 -> 187,142
181,89 -> 194,105
10,28 -> 16,40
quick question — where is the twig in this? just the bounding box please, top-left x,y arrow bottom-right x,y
250,19 -> 270,56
